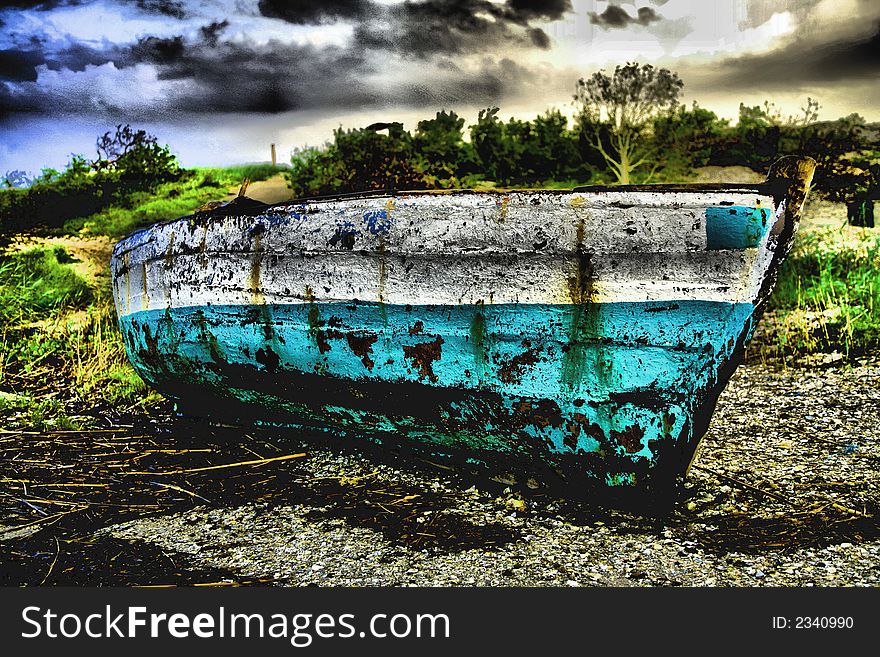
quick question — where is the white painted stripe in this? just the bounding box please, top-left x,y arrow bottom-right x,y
112,189 -> 781,318
114,249 -> 771,318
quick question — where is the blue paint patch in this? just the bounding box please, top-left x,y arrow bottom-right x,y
265,208 -> 305,225
266,204 -> 310,223
705,206 -> 771,249
363,209 -> 393,235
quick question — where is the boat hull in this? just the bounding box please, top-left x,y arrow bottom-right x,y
111,158 -> 815,507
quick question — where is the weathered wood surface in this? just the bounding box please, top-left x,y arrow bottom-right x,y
111,157 -> 815,507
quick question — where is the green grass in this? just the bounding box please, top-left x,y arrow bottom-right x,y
0,246 -> 92,324
63,164 -> 288,237
767,227 -> 880,356
0,247 -> 158,428
216,163 -> 287,184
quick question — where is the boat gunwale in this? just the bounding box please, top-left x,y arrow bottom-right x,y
112,181 -> 776,250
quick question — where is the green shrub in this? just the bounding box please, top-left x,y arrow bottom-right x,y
0,127 -> 183,240
64,166 -> 290,237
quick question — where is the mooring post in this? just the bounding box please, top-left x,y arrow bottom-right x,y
271,143 -> 277,166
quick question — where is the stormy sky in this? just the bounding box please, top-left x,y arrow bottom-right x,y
2,0 -> 879,172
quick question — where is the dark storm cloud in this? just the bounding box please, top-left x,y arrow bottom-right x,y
0,0 -> 567,117
0,38 -> 130,82
505,0 -> 572,22
0,41 -> 372,116
130,35 -> 185,66
0,15 -> 383,116
708,23 -> 880,89
589,5 -> 660,29
145,40 -> 373,112
47,41 -> 130,70
133,37 -> 539,114
528,26 -> 550,48
257,0 -> 571,28
398,56 -> 543,107
1,1 -> 82,8
355,0 -> 571,58
199,20 -> 229,47
590,5 -> 629,28
134,0 -> 186,19
1,31 -> 545,117
636,7 -> 660,25
678,0 -> 880,96
257,0 -> 372,24
0,49 -> 42,81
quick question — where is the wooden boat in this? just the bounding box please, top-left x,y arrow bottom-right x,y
111,156 -> 815,509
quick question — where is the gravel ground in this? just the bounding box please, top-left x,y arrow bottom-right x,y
108,360 -> 880,587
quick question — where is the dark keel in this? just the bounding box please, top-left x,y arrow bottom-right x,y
163,365 -> 686,514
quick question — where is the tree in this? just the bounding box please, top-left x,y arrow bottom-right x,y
818,148 -> 879,227
784,97 -> 821,153
325,124 -> 426,193
470,107 -> 521,185
800,112 -> 868,192
93,124 -> 180,190
652,102 -> 728,176
413,110 -> 477,186
287,146 -> 343,198
708,102 -> 781,169
518,109 -> 581,183
574,62 -> 683,184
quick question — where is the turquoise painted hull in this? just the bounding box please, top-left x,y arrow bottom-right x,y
120,300 -> 756,501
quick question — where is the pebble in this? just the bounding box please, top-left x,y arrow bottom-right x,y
107,361 -> 880,587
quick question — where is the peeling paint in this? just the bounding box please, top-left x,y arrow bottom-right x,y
403,336 -> 445,383
346,331 -> 379,370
